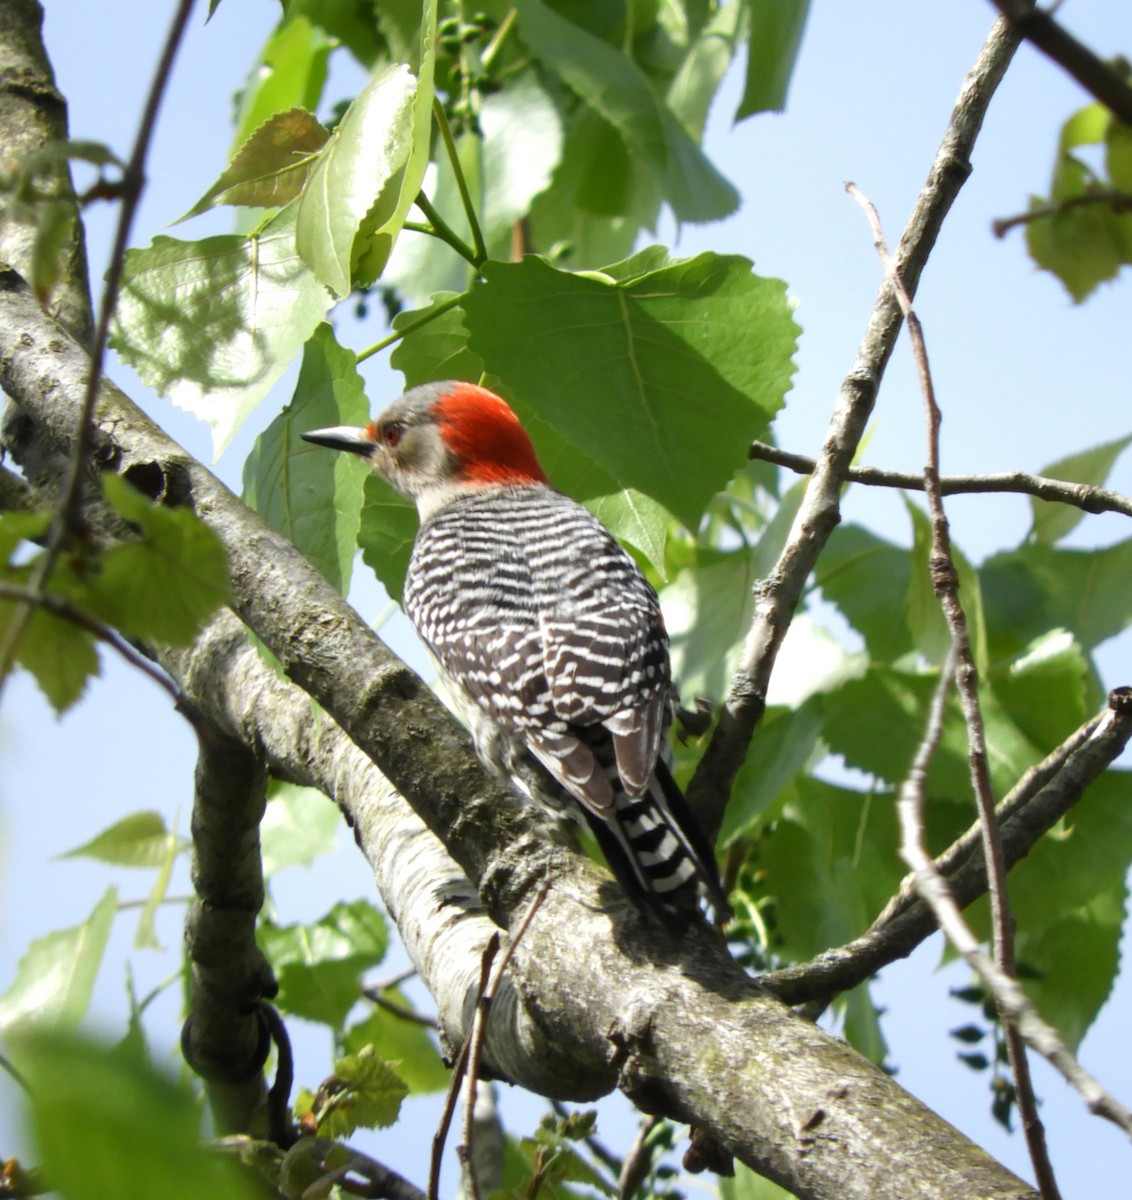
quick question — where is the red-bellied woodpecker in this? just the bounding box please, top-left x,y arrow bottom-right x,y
303,381 -> 729,929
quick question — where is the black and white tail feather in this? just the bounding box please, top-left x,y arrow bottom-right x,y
461,692 -> 730,931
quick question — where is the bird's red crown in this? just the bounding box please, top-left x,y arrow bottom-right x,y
432,383 -> 548,487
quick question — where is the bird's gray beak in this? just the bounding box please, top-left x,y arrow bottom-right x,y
301,426 -> 377,456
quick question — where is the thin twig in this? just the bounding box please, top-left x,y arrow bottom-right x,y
993,188 -> 1132,238
308,1143 -> 427,1200
459,881 -> 551,1200
987,0 -> 1132,125
686,16 -> 1022,837
363,989 -> 438,1029
617,1115 -> 662,1200
849,179 -> 1060,1200
432,98 -> 487,264
746,441 -> 1132,519
413,191 -> 480,268
0,581 -> 184,705
430,935 -> 499,1200
0,0 -> 197,706
356,293 -> 464,364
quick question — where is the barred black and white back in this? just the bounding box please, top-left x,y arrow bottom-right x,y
402,484 -> 729,928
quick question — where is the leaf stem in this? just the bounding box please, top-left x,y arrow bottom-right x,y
356,293 -> 465,364
481,7 -> 518,72
432,97 -> 488,264
413,191 -> 481,267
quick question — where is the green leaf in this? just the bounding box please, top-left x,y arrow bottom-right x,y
343,998 -> 450,1094
380,129 -> 481,309
75,474 -> 232,645
351,0 -> 439,288
463,251 -> 799,529
1107,118 -> 1132,191
981,536 -> 1132,658
737,0 -> 811,119
1024,102 -> 1132,300
297,0 -> 438,294
481,69 -> 565,246
111,205 -> 333,454
59,811 -> 186,868
818,523 -> 913,664
1000,772 -> 1132,1048
990,630 -> 1094,750
720,1162 -> 795,1200
516,0 -> 738,223
719,698 -> 826,845
296,63 -> 418,295
0,592 -> 99,713
821,665 -> 1040,803
180,108 -> 330,221
662,479 -> 807,699
243,324 -> 370,594
285,0 -> 385,67
1029,433 -> 1132,544
667,1 -> 747,138
516,0 -> 667,170
358,472 -> 419,601
18,1031 -> 259,1200
389,292 -> 483,387
662,547 -> 762,704
759,777 -> 901,963
0,888 -> 117,1035
300,1045 -> 408,1138
133,830 -> 180,952
259,900 -> 388,1029
231,16 -> 332,151
260,782 -> 342,876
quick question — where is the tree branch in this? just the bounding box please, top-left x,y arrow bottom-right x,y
848,178 -> 1058,1196
987,0 -> 1132,125
687,15 -> 1023,837
747,440 -> 1132,519
181,724 -> 279,1139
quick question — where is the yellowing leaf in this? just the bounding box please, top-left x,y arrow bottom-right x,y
179,108 -> 329,221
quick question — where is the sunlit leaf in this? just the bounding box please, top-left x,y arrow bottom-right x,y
260,782 -> 342,876
77,474 -> 232,645
59,811 -> 186,868
737,0 -> 811,118
259,900 -> 388,1028
0,888 -> 117,1034
111,205 -> 333,454
343,997 -> 449,1094
297,1045 -> 408,1138
180,108 -> 329,221
463,251 -> 798,528
231,16 -> 333,150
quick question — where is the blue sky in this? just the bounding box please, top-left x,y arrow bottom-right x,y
3,1 -> 1131,1194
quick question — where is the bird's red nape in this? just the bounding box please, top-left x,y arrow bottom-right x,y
431,383 -> 548,487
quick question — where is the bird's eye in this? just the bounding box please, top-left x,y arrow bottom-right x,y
381,421 -> 404,447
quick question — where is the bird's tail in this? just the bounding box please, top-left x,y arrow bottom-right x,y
579,760 -> 730,932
